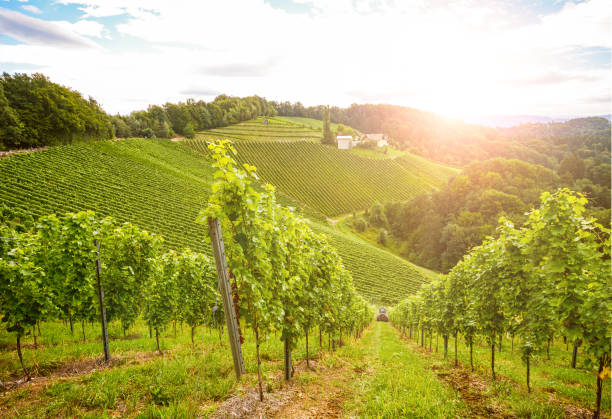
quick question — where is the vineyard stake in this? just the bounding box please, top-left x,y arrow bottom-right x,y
94,239 -> 110,362
207,217 -> 245,379
283,338 -> 292,380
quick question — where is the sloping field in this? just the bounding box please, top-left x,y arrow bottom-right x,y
199,116 -> 322,142
0,138 -> 430,303
186,139 -> 447,216
310,222 -> 430,304
396,153 -> 459,187
276,116 -> 361,134
190,118 -> 457,216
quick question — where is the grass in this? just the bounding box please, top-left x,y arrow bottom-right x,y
0,318 -> 334,417
395,326 -> 610,418
1,318 -> 603,417
344,321 -> 466,418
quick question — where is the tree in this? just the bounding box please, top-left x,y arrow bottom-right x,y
322,106 -> 335,145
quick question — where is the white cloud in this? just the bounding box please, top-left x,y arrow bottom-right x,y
21,4 -> 41,14
4,0 -> 610,118
54,19 -> 106,38
0,7 -> 97,47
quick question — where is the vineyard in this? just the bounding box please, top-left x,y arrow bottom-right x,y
185,139 -> 451,216
0,137 -> 433,304
390,189 -> 611,417
197,117 -> 322,142
0,142 -> 373,415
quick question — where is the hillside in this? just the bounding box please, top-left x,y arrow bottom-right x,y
187,118 -> 456,217
0,138 -> 431,304
197,117 -> 322,142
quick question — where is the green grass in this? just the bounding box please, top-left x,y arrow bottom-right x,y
396,327 -> 610,417
0,137 -> 434,304
343,321 -> 466,417
0,318 -> 333,418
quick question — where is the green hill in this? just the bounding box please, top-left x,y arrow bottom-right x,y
190,117 -> 457,217
188,138 -> 443,216
197,117 -> 321,142
0,138 -> 433,303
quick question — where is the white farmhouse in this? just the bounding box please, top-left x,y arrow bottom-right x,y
363,133 -> 389,147
337,136 -> 353,150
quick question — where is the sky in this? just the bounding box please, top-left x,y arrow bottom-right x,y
0,0 -> 610,119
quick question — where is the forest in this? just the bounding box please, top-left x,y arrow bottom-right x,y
0,73 -> 277,150
352,154 -> 610,272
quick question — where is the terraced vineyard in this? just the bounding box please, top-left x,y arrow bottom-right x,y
0,140 -> 213,253
396,153 -> 459,187
190,117 -> 457,216
0,138 -> 432,303
310,222 -> 431,303
199,117 -> 322,142
275,116 -> 361,134
188,139 -> 449,216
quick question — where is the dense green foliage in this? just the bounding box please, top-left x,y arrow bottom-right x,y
0,73 -> 112,150
390,189 -> 611,415
321,105 -> 335,145
111,95 -> 278,139
198,141 -> 372,398
186,136 -> 453,217
0,210 -> 220,374
357,157 -> 609,272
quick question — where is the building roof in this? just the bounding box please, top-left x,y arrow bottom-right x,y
337,136 -> 352,140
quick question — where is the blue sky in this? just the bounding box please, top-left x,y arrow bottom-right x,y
0,0 -> 610,118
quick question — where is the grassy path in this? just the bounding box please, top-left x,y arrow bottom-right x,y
343,321 -> 465,418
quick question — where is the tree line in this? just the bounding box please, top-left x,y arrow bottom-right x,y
349,157 -> 610,273
111,94 -> 277,140
389,189 -> 610,418
0,73 -> 113,149
0,73 -> 277,150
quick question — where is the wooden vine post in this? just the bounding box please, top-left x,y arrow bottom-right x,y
207,217 -> 245,379
283,338 -> 292,380
93,239 -> 110,362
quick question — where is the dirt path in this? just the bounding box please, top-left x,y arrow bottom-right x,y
212,352 -> 362,418
0,146 -> 48,158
